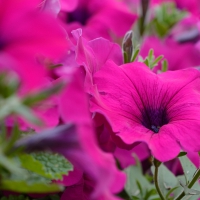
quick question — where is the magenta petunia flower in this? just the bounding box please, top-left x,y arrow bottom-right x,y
39,0 -> 61,15
140,35 -> 200,71
174,0 -> 200,16
0,0 -> 68,90
40,0 -> 78,15
58,0 -> 137,41
90,61 -> 200,162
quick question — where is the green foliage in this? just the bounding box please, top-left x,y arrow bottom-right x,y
31,152 -> 73,180
0,178 -> 63,193
179,155 -> 197,183
174,155 -> 200,199
138,49 -> 165,70
23,81 -> 64,107
124,156 -> 159,200
49,194 -> 60,200
148,3 -> 187,38
151,164 -> 180,199
0,72 -> 20,98
0,195 -> 30,200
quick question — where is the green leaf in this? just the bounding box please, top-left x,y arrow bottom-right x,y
13,105 -> 42,126
166,186 -> 179,199
0,179 -> 63,193
0,151 -> 24,175
31,152 -> 73,180
131,48 -> 140,62
23,82 -> 64,107
144,189 -> 157,200
18,154 -> 47,177
149,2 -> 187,37
125,164 -> 154,197
151,164 -> 179,197
49,194 -> 60,200
175,175 -> 200,199
179,155 -> 197,183
161,59 -> 168,72
0,195 -> 30,200
3,124 -> 21,154
151,55 -> 163,68
178,152 -> 187,157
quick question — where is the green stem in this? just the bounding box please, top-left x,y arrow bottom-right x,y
175,168 -> 200,200
154,164 -> 165,200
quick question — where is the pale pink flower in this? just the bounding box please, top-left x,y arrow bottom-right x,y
0,0 -> 68,90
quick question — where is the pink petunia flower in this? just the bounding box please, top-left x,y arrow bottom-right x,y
174,0 -> 200,16
58,0 -> 137,41
140,35 -> 200,71
90,61 -> 200,162
39,0 -> 78,15
0,0 -> 68,90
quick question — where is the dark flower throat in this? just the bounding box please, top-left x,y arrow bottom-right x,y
141,108 -> 169,133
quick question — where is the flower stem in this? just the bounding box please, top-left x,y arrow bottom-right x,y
175,168 -> 200,200
154,164 -> 165,200
153,158 -> 165,200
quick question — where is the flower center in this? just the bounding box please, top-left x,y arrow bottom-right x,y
0,39 -> 6,50
151,125 -> 160,133
141,108 -> 169,133
67,7 -> 90,25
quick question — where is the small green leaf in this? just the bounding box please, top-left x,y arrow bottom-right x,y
131,48 -> 140,62
148,49 -> 154,60
49,194 -> 60,200
0,179 -> 63,193
18,154 -> 47,177
14,105 -> 42,126
151,164 -> 179,197
177,152 -> 187,157
23,82 -> 64,107
0,195 -> 30,200
161,59 -> 168,72
0,151 -> 23,175
151,55 -> 163,68
31,152 -> 73,180
166,186 -> 179,199
179,155 -> 197,183
125,164 -> 154,197
144,59 -> 149,67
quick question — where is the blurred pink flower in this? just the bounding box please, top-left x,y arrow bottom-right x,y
91,61 -> 200,162
140,35 -> 200,71
73,29 -> 123,94
39,0 -> 61,15
60,0 -> 78,12
58,69 -> 126,199
40,0 -> 78,15
175,0 -> 200,16
58,0 -> 137,41
17,69 -> 126,199
0,0 -> 68,90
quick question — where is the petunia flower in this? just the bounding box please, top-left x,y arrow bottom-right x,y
57,29 -> 123,94
16,69 -> 126,199
140,35 -> 200,71
39,0 -> 78,15
90,60 -> 200,162
0,0 -> 68,90
58,0 -> 137,41
173,0 -> 200,16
